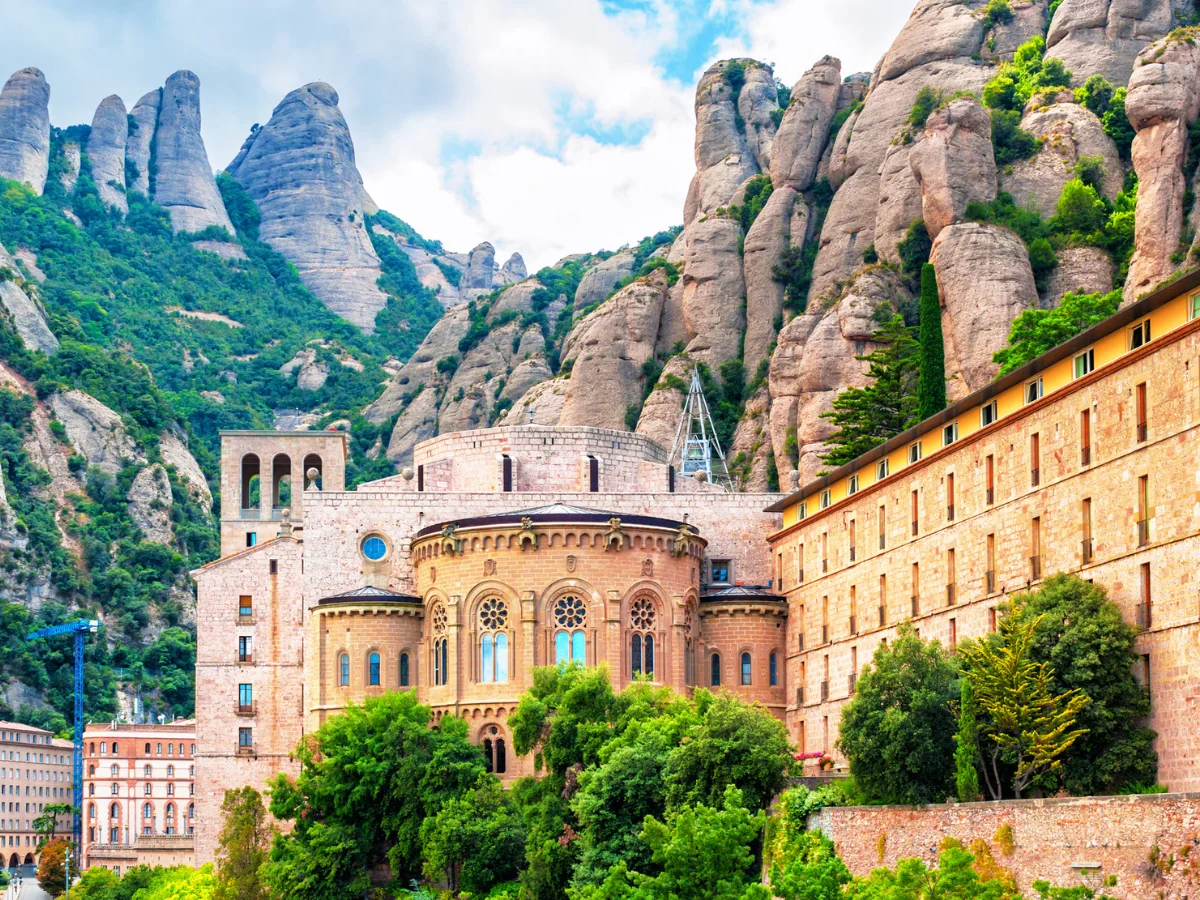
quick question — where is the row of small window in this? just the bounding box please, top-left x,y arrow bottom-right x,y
800,330 -> 1156,517
0,769 -> 67,782
709,651 -> 779,688
1,785 -> 67,798
87,801 -> 192,820
88,763 -> 191,778
0,750 -> 66,764
0,732 -> 54,745
88,741 -> 193,757
89,783 -> 191,797
335,652 -> 414,688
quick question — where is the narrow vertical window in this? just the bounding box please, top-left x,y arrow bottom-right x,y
911,490 -> 919,536
368,652 -> 380,686
985,454 -> 995,505
555,631 -> 569,664
1080,409 -> 1092,465
1136,383 -> 1147,442
495,633 -> 509,683
1081,499 -> 1093,563
986,533 -> 996,594
1031,517 -> 1042,580
849,519 -> 856,562
946,548 -> 956,606
502,455 -> 513,492
849,585 -> 858,634
878,574 -> 887,627
399,653 -> 410,686
1030,433 -> 1040,487
417,464 -> 424,492
339,653 -> 349,686
481,635 -> 494,683
571,630 -> 586,663
769,652 -> 778,686
946,472 -> 955,521
588,455 -> 599,492
1137,475 -> 1150,546
911,562 -> 920,617
711,653 -> 721,686
631,634 -> 642,678
1140,562 -> 1152,629
878,504 -> 886,550
740,652 -> 752,685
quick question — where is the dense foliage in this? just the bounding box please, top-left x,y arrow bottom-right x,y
916,263 -> 946,419
71,864 -> 217,900
773,179 -> 834,313
992,289 -> 1121,375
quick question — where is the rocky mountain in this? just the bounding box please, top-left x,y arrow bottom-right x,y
4,0 -> 1200,723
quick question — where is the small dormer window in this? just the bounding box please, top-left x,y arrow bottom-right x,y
909,442 -> 922,464
942,423 -> 958,447
1073,348 -> 1095,379
876,459 -> 889,480
1129,319 -> 1151,350
820,489 -> 831,509
847,475 -> 859,496
798,501 -> 807,520
980,400 -> 997,427
1026,377 -> 1043,403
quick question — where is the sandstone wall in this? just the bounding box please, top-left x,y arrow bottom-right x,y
813,793 -> 1200,899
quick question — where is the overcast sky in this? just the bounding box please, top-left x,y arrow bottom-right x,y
1,0 -> 910,269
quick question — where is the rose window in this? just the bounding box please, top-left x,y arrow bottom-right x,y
554,596 -> 587,629
432,604 -> 448,637
479,598 -> 508,630
631,597 -> 656,630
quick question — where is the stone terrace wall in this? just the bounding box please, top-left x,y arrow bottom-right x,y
813,794 -> 1200,899
301,490 -> 781,601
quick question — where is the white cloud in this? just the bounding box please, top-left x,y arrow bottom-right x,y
0,0 -> 912,269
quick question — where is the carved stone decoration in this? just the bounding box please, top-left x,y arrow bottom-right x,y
430,566 -> 437,583
604,516 -> 624,551
484,558 -> 497,576
566,555 -> 577,573
517,516 -> 538,551
672,523 -> 693,557
440,523 -> 462,556
642,558 -> 653,576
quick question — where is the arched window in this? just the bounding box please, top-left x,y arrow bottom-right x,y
481,726 -> 507,774
553,595 -> 587,664
629,596 -> 656,678
167,783 -> 175,796
166,765 -> 174,777
166,803 -> 175,819
400,652 -> 410,686
144,765 -> 151,777
769,652 -> 778,687
241,453 -> 261,510
100,742 -> 107,755
89,742 -> 95,754
88,803 -> 96,820
111,783 -> 119,796
144,743 -> 151,754
479,598 -> 510,684
741,652 -> 752,685
88,765 -> 95,776
110,802 -> 120,818
144,783 -> 152,796
432,604 -> 449,686
88,784 -> 95,796
368,652 -> 381,686
142,803 -> 152,818
339,653 -> 350,687
711,653 -> 722,686
112,742 -> 119,753
110,764 -> 119,777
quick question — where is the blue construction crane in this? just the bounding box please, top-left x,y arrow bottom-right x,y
25,619 -> 99,853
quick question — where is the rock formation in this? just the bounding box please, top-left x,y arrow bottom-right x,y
1046,0 -> 1187,88
770,57 -> 842,190
87,94 -> 129,213
1124,33 -> 1200,304
559,270 -> 669,430
931,222 -> 1038,395
0,68 -> 50,194
1043,246 -> 1115,304
125,89 -> 160,197
635,355 -> 692,451
500,253 -> 527,283
679,217 -> 746,373
909,95 -> 997,239
49,390 -> 139,476
0,242 -> 58,353
153,70 -> 233,234
743,187 -> 798,373
465,242 -> 496,289
1001,101 -> 1125,218
573,248 -> 636,311
693,59 -> 775,217
226,82 -> 385,330
128,465 -> 174,544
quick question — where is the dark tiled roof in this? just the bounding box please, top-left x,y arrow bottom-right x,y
700,584 -> 785,603
415,504 -> 690,537
317,585 -> 421,605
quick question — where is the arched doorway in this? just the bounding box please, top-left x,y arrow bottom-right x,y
7,852 -> 18,868
241,454 -> 261,511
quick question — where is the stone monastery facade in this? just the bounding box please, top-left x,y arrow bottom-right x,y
193,271 -> 1200,865
193,425 -> 785,863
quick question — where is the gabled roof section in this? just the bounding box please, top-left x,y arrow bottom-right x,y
189,535 -> 300,579
701,584 -> 785,603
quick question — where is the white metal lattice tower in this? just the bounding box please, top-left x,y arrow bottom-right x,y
667,369 -> 735,491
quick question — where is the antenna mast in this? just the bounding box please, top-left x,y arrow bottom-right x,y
668,369 -> 735,491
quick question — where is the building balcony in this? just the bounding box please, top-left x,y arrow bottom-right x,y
986,487 -> 994,505
238,654 -> 254,665
848,673 -> 856,694
796,686 -> 805,706
798,568 -> 804,583
878,606 -> 886,627
849,547 -> 856,562
821,624 -> 829,645
1136,602 -> 1152,630
236,744 -> 256,757
879,534 -> 886,550
237,614 -> 255,625
911,520 -> 918,536
821,559 -> 829,573
235,703 -> 256,717
1137,422 -> 1147,443
797,633 -> 804,651
848,615 -> 857,635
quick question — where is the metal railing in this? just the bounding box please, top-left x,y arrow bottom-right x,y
235,703 -> 256,716
911,520 -> 918,536
985,570 -> 996,594
986,487 -> 994,505
849,546 -> 856,562
879,534 -> 886,550
796,686 -> 805,706
849,615 -> 857,635
848,673 -> 857,694
946,584 -> 956,606
1137,518 -> 1150,547
798,568 -> 804,583
1136,602 -> 1152,630
878,606 -> 886,627
910,595 -> 919,617
1031,468 -> 1040,487
1081,445 -> 1091,466
1030,555 -> 1042,580
1137,422 -> 1148,443
821,624 -> 829,644
797,633 -> 804,651
822,558 -> 829,573
1081,538 -> 1093,563
947,504 -> 955,522
238,653 -> 254,665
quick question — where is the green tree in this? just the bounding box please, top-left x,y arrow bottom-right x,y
844,845 -> 1012,900
769,830 -> 852,900
31,803 -> 74,845
1055,178 -> 1108,235
509,664 -> 624,777
569,786 -> 770,900
836,625 -> 959,804
820,314 -> 919,467
1075,75 -> 1114,118
992,289 -> 1120,375
213,787 -> 271,900
960,615 -> 1090,799
916,264 -> 946,419
954,679 -> 982,802
1004,575 -> 1157,795
420,774 -> 527,894
261,692 -> 485,898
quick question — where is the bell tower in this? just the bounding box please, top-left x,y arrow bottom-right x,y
217,430 -> 349,557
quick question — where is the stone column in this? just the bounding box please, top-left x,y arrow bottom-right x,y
521,591 -> 537,685
605,590 -> 623,687
448,595 -> 462,715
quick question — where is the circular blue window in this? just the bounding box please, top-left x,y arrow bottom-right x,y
362,535 -> 388,561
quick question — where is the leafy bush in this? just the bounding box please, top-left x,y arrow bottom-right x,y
909,86 -> 943,129
993,289 -> 1121,374
981,0 -> 1015,28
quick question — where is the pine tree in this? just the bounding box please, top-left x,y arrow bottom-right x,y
820,314 -> 920,467
954,679 -> 982,802
961,615 -> 1090,799
917,263 -> 946,419
214,786 -> 272,900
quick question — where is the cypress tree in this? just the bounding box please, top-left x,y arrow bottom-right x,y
954,679 -> 981,802
917,262 -> 946,418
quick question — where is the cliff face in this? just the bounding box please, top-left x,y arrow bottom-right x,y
0,68 -> 50,194
226,82 -> 386,331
